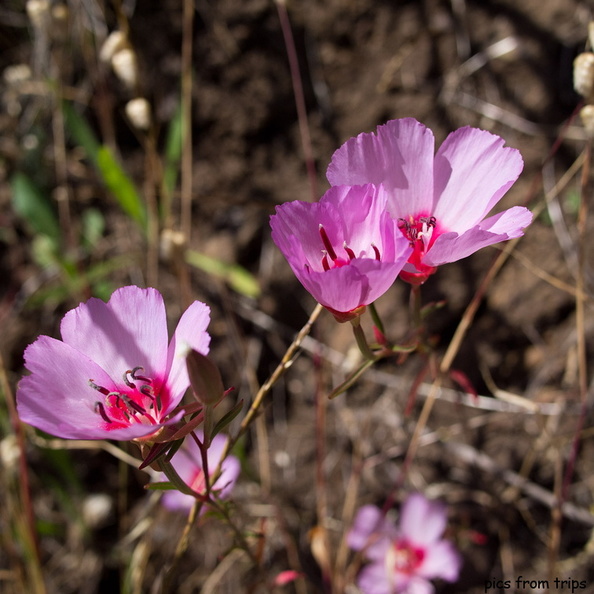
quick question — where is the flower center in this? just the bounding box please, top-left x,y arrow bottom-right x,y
90,366 -> 161,429
389,539 -> 425,575
317,224 -> 381,271
397,215 -> 437,273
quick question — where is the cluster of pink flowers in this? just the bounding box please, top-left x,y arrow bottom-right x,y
348,494 -> 462,594
270,118 -> 532,319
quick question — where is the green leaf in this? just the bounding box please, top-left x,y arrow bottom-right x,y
186,250 -> 260,298
81,207 -> 105,251
162,101 -> 183,204
211,399 -> 244,439
31,235 -> 59,269
11,172 -> 60,244
62,101 -> 100,164
63,102 -> 146,231
97,146 -> 147,230
145,481 -> 177,491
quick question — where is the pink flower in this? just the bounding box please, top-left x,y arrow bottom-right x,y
327,118 -> 532,284
17,286 -> 211,441
270,184 -> 412,321
348,494 -> 462,594
157,431 -> 240,511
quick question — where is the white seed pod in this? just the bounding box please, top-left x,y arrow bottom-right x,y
574,52 -> 594,102
580,104 -> 594,138
125,97 -> 151,130
0,435 -> 20,474
3,64 -> 32,85
26,0 -> 51,29
111,47 -> 138,90
99,30 -> 128,64
82,493 -> 113,529
160,228 -> 186,262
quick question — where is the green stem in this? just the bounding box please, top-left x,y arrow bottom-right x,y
158,457 -> 198,498
351,317 -> 375,361
328,358 -> 377,399
410,284 -> 422,329
368,302 -> 385,335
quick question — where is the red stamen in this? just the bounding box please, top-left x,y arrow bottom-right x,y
95,401 -> 113,423
372,244 -> 381,261
131,366 -> 151,383
319,225 -> 338,261
322,254 -> 330,271
89,380 -> 110,396
344,243 -> 356,260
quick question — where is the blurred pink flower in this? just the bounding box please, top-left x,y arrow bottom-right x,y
158,431 -> 240,511
327,118 -> 532,284
270,184 -> 412,321
17,286 -> 210,441
348,494 -> 462,594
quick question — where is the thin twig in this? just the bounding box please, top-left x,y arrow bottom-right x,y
275,0 -> 318,201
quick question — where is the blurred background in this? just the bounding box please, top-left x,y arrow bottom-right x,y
1,1 -> 593,592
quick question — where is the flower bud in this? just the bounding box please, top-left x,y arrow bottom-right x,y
99,30 -> 128,64
111,47 -> 139,91
26,0 -> 50,30
186,349 -> 224,406
574,52 -> 594,102
125,97 -> 151,130
580,104 -> 594,138
160,228 -> 186,262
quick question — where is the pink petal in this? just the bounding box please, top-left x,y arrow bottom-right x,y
327,119 -> 436,218
185,432 -> 240,498
17,336 -> 162,440
165,300 -> 211,412
400,494 -> 447,545
403,577 -> 436,594
213,452 -> 241,499
60,286 -> 169,385
294,259 -> 406,313
348,505 -> 385,551
161,432 -> 239,511
161,487 -> 196,511
432,127 -> 524,233
270,185 -> 411,313
424,206 -> 532,266
418,541 -> 462,582
357,561 -> 395,594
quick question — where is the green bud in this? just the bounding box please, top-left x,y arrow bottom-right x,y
186,349 -> 225,406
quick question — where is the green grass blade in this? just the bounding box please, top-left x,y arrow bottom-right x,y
97,146 -> 147,231
11,172 -> 60,244
186,250 -> 261,298
62,100 -> 100,164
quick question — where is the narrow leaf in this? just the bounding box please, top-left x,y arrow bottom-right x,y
186,250 -> 260,298
62,101 -> 100,164
11,172 -> 60,243
97,146 -> 147,230
211,399 -> 244,439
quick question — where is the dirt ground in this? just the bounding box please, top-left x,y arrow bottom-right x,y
2,0 -> 594,593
